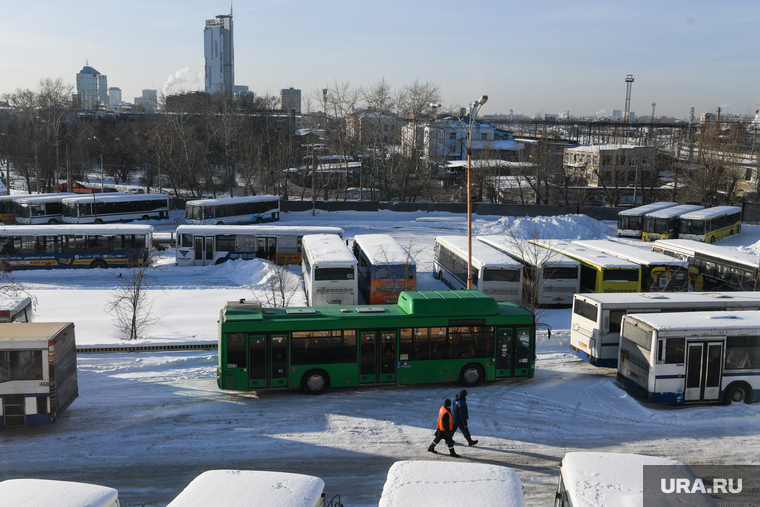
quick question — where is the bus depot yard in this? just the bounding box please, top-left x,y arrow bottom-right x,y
2,210 -> 760,506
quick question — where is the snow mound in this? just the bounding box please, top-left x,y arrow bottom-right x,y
476,214 -> 611,240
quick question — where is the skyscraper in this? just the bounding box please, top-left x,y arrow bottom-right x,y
204,9 -> 234,99
281,88 -> 302,114
76,64 -> 108,110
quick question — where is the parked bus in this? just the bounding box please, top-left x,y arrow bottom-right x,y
302,233 -> 358,306
353,234 -> 416,305
0,295 -> 33,323
0,322 -> 77,428
571,292 -> 760,367
14,193 -> 77,224
218,290 -> 535,394
380,461 -> 524,507
641,204 -> 704,242
0,194 -> 66,225
0,479 -> 120,507
531,240 -> 640,294
433,235 -> 522,305
652,239 -> 760,291
478,235 -> 580,306
61,193 -> 170,224
0,224 -> 152,270
554,452 -> 715,507
617,201 -> 678,238
618,310 -> 760,405
572,239 -> 691,292
185,195 -> 280,225
175,225 -> 344,267
167,470 -> 325,507
677,206 -> 743,243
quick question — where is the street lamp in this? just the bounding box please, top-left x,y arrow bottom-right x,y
430,95 -> 488,290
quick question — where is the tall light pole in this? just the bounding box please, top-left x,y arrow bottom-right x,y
430,95 -> 488,290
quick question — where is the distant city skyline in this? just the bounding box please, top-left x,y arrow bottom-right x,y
2,1 -> 758,119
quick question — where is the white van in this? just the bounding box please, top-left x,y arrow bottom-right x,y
0,479 -> 119,507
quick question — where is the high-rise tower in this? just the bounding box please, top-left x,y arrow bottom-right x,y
204,8 -> 234,99
76,63 -> 108,110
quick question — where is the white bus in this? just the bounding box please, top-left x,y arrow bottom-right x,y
175,225 -> 344,267
0,322 -> 77,428
572,239 -> 691,292
571,291 -> 760,368
478,235 -> 580,306
641,204 -> 704,242
167,470 -> 325,507
554,452 -> 715,507
618,310 -> 760,405
14,193 -> 77,224
0,479 -> 120,507
433,235 -> 522,304
677,205 -> 743,243
0,294 -> 33,322
616,201 -> 677,238
61,193 -> 170,224
185,195 -> 280,225
380,461 -> 524,507
302,234 -> 358,306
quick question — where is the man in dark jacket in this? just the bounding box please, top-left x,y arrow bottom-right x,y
452,389 -> 478,446
427,399 -> 459,457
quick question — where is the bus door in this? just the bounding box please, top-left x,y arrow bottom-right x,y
495,328 -> 513,377
257,237 -> 277,261
194,236 -> 214,266
359,331 -> 396,384
684,341 -> 723,402
495,327 -> 533,377
248,334 -> 288,389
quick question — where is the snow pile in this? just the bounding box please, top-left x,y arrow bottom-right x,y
476,214 -> 613,240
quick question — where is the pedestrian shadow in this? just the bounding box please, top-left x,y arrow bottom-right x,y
452,442 -> 559,465
436,453 -> 560,474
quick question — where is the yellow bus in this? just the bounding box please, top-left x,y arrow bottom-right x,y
677,206 -> 742,244
641,204 -> 704,242
531,240 -> 640,293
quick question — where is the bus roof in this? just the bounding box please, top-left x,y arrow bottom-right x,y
176,225 -> 343,237
572,239 -> 688,267
643,204 -> 704,219
617,201 -> 678,217
436,235 -> 522,268
379,461 -> 524,507
0,322 -> 73,346
301,234 -> 356,265
166,470 -> 324,507
477,236 -> 579,267
678,205 -> 743,220
185,195 -> 279,206
62,193 -> 169,204
354,234 -> 415,265
0,224 -> 154,236
652,239 -> 760,268
560,452 -> 688,507
575,291 -> 760,306
0,479 -> 118,507
624,309 -> 760,332
14,193 -> 77,203
531,240 -> 639,269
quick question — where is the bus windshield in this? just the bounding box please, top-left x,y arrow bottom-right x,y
315,267 -> 355,280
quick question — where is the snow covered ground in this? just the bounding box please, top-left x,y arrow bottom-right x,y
2,210 -> 760,507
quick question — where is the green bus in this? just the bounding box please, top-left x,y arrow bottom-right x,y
218,290 -> 536,394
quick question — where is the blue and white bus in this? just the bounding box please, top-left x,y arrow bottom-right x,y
0,224 -> 153,270
185,195 -> 280,225
62,193 -> 170,224
14,193 -> 77,225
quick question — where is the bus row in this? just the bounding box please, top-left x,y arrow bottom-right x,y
0,453 -> 719,507
618,202 -> 743,243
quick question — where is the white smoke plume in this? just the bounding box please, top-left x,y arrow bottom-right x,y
163,67 -> 201,96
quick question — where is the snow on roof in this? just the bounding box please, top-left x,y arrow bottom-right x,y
617,202 -> 677,217
0,224 -> 154,236
0,478 -> 118,507
166,470 -> 324,507
561,452 -> 682,507
379,461 -> 524,507
478,236 -> 579,267
574,291 -> 760,307
572,240 -> 688,267
185,195 -> 279,206
643,204 -> 704,219
436,235 -> 522,268
354,234 -> 415,265
652,239 -> 760,267
302,234 -> 356,265
62,193 -> 169,204
176,225 -> 343,237
531,240 -> 639,269
625,310 -> 760,332
14,193 -> 78,203
678,206 -> 742,220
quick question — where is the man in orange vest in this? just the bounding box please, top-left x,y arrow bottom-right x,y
427,399 -> 460,458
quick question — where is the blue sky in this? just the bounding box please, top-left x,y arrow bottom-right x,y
2,0 -> 758,119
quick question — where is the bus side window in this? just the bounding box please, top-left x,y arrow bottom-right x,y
609,310 -> 625,334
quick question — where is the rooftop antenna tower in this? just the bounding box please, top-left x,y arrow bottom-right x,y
623,74 -> 634,121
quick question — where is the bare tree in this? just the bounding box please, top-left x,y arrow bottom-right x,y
105,250 -> 160,340
250,261 -> 303,308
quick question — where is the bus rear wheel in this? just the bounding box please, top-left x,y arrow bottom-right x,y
141,215 -> 150,221
302,370 -> 329,395
47,219 -> 58,225
256,217 -> 264,224
90,260 -> 108,269
459,364 -> 485,387
94,219 -> 103,224
725,384 -> 751,405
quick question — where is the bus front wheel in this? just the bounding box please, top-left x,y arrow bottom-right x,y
459,364 -> 484,387
302,370 -> 329,395
256,217 -> 264,224
90,260 -> 108,269
47,219 -> 58,225
725,383 -> 751,405
141,215 -> 150,221
94,219 -> 103,224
